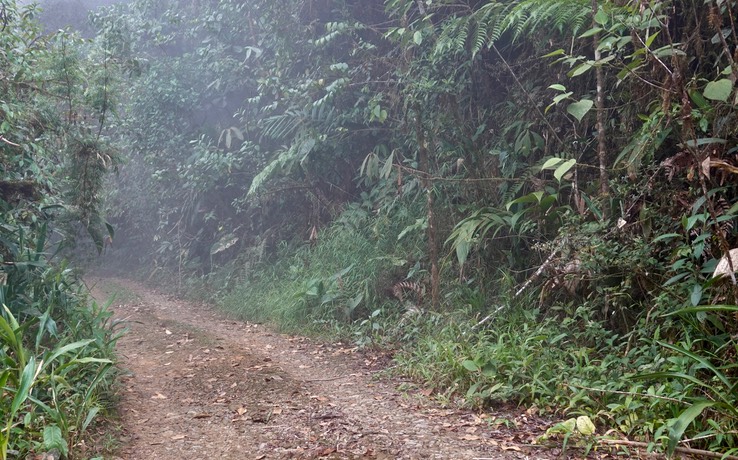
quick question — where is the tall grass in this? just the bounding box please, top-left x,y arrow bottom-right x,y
1,261 -> 121,459
217,199 -> 427,331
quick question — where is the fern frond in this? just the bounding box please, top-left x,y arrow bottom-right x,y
260,110 -> 304,141
248,137 -> 317,196
470,19 -> 488,57
465,0 -> 590,51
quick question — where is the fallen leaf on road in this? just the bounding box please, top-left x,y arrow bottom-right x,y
151,393 -> 167,399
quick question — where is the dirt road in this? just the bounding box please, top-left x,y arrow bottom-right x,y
91,279 -> 555,459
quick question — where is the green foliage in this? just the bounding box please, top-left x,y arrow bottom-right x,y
88,0 -> 738,456
219,202 -> 425,331
0,1 -> 121,457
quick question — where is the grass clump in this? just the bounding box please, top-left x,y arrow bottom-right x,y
1,266 -> 122,460
218,202 -> 425,333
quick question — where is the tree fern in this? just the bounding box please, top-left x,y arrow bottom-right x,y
435,0 -> 591,59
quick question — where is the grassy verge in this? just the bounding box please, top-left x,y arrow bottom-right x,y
1,269 -> 122,460
205,208 -> 738,457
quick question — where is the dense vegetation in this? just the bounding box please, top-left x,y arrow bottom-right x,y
0,2 -> 120,458
9,0 -> 738,457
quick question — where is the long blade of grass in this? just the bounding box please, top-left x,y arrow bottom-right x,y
663,305 -> 738,316
40,339 -> 93,372
668,400 -> 715,456
11,357 -> 37,414
657,341 -> 731,388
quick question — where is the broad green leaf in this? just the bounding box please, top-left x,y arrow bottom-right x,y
541,157 -> 565,170
552,92 -> 573,105
380,151 -> 395,179
548,84 -> 566,91
703,78 -> 733,102
11,357 -> 37,414
542,49 -> 565,58
658,341 -> 730,387
690,284 -> 703,306
668,401 -> 715,456
82,406 -> 101,432
568,62 -> 593,77
684,137 -> 727,148
576,416 -> 596,435
72,357 -> 113,365
645,31 -> 660,48
41,339 -> 93,372
567,99 -> 593,122
43,425 -> 69,457
455,240 -> 470,266
506,191 -> 545,210
594,9 -> 608,25
553,159 -> 576,182
462,360 -> 480,372
616,58 -> 644,80
413,31 -> 423,45
579,27 -> 603,38
652,233 -> 681,243
665,305 -> 738,316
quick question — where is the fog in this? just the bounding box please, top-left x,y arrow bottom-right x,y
24,0 -> 129,35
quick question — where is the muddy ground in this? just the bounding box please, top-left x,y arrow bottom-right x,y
89,278 -> 579,459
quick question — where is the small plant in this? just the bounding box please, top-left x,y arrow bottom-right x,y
0,302 -> 117,460
537,415 -> 597,456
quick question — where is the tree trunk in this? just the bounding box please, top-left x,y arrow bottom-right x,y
593,0 -> 610,216
414,105 -> 440,310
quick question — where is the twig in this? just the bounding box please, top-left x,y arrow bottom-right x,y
599,439 -> 738,460
472,239 -> 567,329
569,383 -> 685,404
0,136 -> 20,147
514,239 -> 566,298
471,305 -> 505,330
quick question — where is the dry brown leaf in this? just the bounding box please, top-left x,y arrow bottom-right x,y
501,444 -> 522,452
151,393 -> 167,399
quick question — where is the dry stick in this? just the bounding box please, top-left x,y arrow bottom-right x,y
0,136 -> 20,147
473,240 -> 567,329
599,439 -> 738,460
514,240 -> 566,298
713,0 -> 738,80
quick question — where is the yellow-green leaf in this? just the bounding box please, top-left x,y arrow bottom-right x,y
703,78 -> 733,102
567,99 -> 593,122
576,415 -> 596,436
